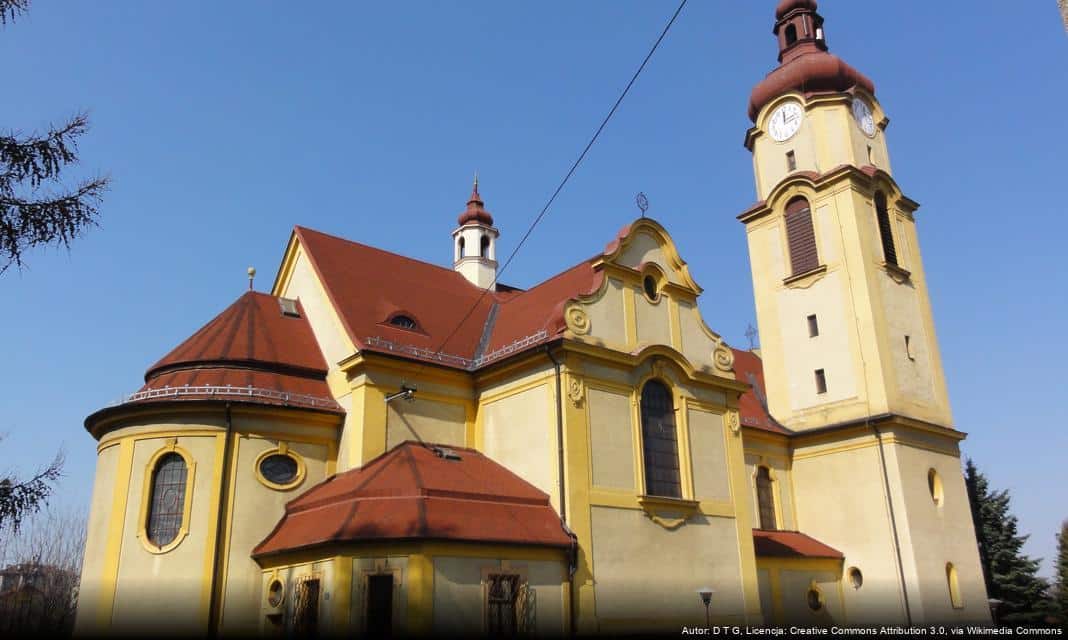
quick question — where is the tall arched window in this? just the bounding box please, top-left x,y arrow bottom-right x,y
480,235 -> 490,258
946,563 -> 963,609
756,466 -> 777,530
640,380 -> 681,498
874,191 -> 898,266
147,452 -> 188,547
458,236 -> 466,258
785,196 -> 819,276
784,23 -> 798,46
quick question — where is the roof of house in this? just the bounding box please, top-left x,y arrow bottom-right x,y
752,529 -> 843,559
253,441 -> 574,558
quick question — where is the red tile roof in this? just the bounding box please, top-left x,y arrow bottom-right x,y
253,441 -> 574,558
753,529 -> 843,559
294,226 -> 601,369
129,291 -> 339,412
732,348 -> 791,435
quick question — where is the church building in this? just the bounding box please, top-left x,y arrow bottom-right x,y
74,1 -> 991,635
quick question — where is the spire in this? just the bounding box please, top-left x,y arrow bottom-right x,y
747,0 -> 874,121
458,175 -> 494,226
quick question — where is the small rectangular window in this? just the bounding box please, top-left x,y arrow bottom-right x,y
807,314 -> 819,337
278,298 -> 300,318
867,145 -> 875,165
814,369 -> 827,394
786,150 -> 797,171
905,335 -> 915,361
486,574 -> 521,634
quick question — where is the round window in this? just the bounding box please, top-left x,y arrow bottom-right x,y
848,567 -> 863,590
928,468 -> 944,506
267,578 -> 285,608
643,275 -> 659,302
260,454 -> 299,486
806,588 -> 823,611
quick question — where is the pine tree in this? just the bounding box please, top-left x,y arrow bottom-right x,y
1,0 -> 108,275
965,459 -> 1051,624
1056,520 -> 1068,623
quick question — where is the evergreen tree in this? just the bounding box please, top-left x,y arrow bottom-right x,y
965,458 -> 1051,624
1,0 -> 108,274
1056,520 -> 1068,622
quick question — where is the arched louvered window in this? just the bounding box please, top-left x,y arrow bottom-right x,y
874,191 -> 898,266
785,196 -> 819,276
480,234 -> 490,258
147,453 -> 188,547
756,466 -> 776,530
458,236 -> 466,258
640,380 -> 681,498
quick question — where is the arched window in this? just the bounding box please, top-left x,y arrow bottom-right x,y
785,23 -> 798,46
785,196 -> 819,276
480,234 -> 490,258
946,563 -> 963,609
147,452 -> 188,547
458,236 -> 466,258
874,191 -> 898,266
640,380 -> 681,498
756,466 -> 776,530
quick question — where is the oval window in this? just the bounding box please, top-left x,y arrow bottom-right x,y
260,454 -> 299,486
848,567 -> 863,590
643,275 -> 659,302
806,588 -> 823,611
267,578 -> 285,608
928,468 -> 944,506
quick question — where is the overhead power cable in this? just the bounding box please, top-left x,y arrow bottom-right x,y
407,0 -> 689,381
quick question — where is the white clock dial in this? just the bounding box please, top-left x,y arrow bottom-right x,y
767,102 -> 804,142
851,97 -> 876,137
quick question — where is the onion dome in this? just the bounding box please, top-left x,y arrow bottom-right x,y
456,178 -> 494,226
748,0 -> 874,121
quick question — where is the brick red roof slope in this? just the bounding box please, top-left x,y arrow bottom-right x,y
295,226 -> 601,368
253,442 -> 573,558
130,291 -> 339,412
753,529 -> 843,559
732,348 -> 791,435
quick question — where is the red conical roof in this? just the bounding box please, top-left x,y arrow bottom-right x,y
457,181 -> 494,226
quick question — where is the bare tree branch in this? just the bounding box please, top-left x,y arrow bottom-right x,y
0,0 -> 28,26
0,445 -> 64,534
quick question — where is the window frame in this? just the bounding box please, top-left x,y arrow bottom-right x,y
755,465 -> 778,530
638,379 -> 683,499
254,443 -> 307,491
783,196 -> 821,278
138,440 -> 197,554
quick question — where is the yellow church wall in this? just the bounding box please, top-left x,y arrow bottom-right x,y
881,435 -> 990,624
686,407 -> 731,502
109,433 -> 219,634
743,450 -> 795,531
72,442 -> 119,635
582,276 -> 628,349
386,397 -> 466,450
274,245 -> 355,369
588,506 -> 745,629
257,558 -> 337,634
771,562 -> 843,625
218,421 -> 331,634
481,382 -> 559,511
677,299 -> 725,375
347,555 -> 410,634
790,435 -> 910,624
634,284 -> 672,348
615,229 -> 686,287
586,386 -> 635,491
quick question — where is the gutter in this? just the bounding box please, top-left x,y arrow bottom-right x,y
208,402 -> 236,636
872,422 -> 913,626
545,346 -> 578,636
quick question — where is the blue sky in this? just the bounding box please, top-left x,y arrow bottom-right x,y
1,2 -> 1065,575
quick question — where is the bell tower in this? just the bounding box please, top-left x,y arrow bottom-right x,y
739,0 -> 952,432
452,177 -> 499,289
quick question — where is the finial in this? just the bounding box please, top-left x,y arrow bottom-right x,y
247,266 -> 256,291
636,192 -> 649,218
474,171 -> 479,191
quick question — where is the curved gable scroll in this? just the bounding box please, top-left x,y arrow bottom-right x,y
594,218 -> 703,296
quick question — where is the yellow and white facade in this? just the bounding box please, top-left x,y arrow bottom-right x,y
74,1 -> 990,635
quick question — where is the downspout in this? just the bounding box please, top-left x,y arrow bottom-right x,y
208,402 -> 235,636
545,346 -> 578,636
872,422 -> 913,625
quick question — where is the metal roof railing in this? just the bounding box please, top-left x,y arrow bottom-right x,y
117,384 -> 337,409
364,329 -> 550,371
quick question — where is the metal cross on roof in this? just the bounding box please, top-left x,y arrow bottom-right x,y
745,323 -> 759,350
636,192 -> 649,218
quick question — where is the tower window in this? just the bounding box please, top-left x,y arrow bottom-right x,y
640,380 -> 681,498
480,234 -> 490,258
784,23 -> 798,46
867,145 -> 875,165
905,335 -> 915,360
874,191 -> 898,266
785,196 -> 819,276
814,369 -> 827,394
946,563 -> 963,609
786,150 -> 796,171
756,466 -> 776,530
807,314 -> 819,337
458,236 -> 466,258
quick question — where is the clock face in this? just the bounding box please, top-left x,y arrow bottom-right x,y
768,102 -> 803,142
852,97 -> 876,136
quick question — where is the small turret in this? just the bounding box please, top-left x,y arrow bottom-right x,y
452,176 -> 499,289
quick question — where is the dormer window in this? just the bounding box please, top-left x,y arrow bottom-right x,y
389,315 -> 417,331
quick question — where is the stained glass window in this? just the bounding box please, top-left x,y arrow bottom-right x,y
147,453 -> 187,547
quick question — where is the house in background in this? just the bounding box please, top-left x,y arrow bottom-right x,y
73,1 -> 990,634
